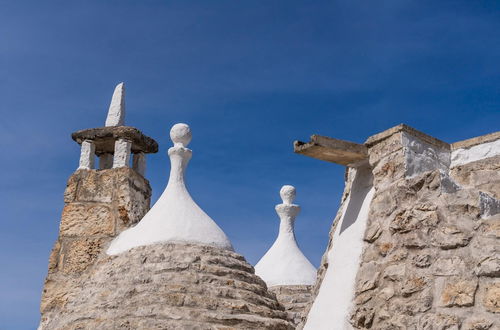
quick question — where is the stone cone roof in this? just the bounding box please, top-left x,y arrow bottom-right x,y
40,243 -> 294,329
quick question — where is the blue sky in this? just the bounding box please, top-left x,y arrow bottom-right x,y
0,1 -> 499,328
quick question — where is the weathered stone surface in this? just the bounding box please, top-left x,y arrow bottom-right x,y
432,225 -> 472,250
60,203 -> 114,237
418,313 -> 461,330
72,126 -> 158,154
269,285 -> 313,326
40,243 -> 294,330
440,277 -> 478,307
61,238 -> 104,274
483,282 -> 500,313
463,317 -> 493,330
475,257 -> 500,277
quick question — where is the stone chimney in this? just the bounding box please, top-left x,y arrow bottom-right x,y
39,83 -> 158,325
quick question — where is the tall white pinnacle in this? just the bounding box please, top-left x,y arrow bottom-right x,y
105,82 -> 125,127
255,185 -> 317,287
107,123 -> 233,255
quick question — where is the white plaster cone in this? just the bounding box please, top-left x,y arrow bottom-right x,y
107,123 -> 233,255
254,185 -> 317,287
105,82 -> 126,127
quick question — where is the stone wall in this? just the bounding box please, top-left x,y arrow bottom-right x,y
40,167 -> 152,326
301,126 -> 499,329
350,129 -> 499,329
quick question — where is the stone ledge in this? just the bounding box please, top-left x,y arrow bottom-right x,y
294,135 -> 368,166
452,131 -> 500,150
364,124 -> 450,150
72,126 -> 158,154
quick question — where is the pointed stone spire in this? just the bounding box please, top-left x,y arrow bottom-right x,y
105,82 -> 126,127
255,185 -> 317,287
107,123 -> 233,255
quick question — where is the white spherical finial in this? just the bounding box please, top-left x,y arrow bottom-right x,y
170,123 -> 192,147
280,185 -> 296,205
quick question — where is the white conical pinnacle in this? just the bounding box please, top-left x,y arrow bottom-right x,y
107,123 -> 233,255
105,82 -> 126,127
255,185 -> 317,287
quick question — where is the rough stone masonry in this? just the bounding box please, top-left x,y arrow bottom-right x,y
296,125 -> 499,329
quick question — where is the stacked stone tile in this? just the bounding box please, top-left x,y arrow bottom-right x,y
296,125 -> 499,329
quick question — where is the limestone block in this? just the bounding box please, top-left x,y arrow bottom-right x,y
463,318 -> 493,330
76,170 -> 114,203
368,132 -> 403,167
413,254 -> 432,268
432,256 -> 466,276
61,238 -> 103,274
483,282 -> 500,313
372,148 -> 406,188
432,225 -> 472,250
355,262 -> 380,294
63,174 -> 79,203
401,276 -> 427,297
418,313 -> 461,330
60,203 -> 114,237
440,277 -> 478,307
475,257 -> 500,277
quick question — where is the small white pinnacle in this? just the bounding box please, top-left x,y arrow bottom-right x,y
105,82 -> 126,127
254,185 -> 316,287
170,123 -> 192,147
280,185 -> 296,205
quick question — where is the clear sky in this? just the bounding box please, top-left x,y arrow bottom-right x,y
1,1 -> 499,328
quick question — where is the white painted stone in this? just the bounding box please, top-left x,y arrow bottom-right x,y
451,139 -> 500,167
133,152 -> 146,176
107,123 -> 233,255
402,132 -> 450,178
78,140 -> 95,170
99,153 -> 113,169
105,82 -> 125,127
304,166 -> 374,330
254,185 -> 317,287
112,139 -> 132,168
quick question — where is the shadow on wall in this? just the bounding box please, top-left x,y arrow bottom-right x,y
339,165 -> 373,234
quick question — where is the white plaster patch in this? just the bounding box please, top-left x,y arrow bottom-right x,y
451,139 -> 500,167
107,123 -> 233,255
402,132 -> 450,178
304,166 -> 374,330
254,185 -> 317,287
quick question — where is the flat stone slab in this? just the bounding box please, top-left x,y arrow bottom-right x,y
294,135 -> 368,166
72,126 -> 158,154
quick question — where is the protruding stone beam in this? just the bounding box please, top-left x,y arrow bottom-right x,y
133,152 -> 146,176
294,135 -> 368,166
78,140 -> 95,170
105,82 -> 126,127
113,138 -> 132,168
